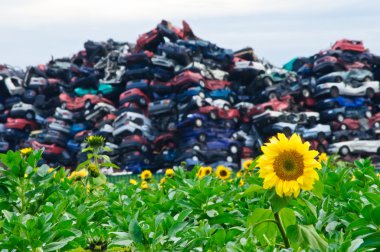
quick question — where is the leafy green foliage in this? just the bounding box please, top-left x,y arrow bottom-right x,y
0,151 -> 379,251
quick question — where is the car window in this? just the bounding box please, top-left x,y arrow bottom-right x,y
134,118 -> 144,126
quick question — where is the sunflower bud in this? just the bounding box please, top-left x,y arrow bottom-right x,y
85,135 -> 105,149
20,147 -> 33,156
88,163 -> 100,178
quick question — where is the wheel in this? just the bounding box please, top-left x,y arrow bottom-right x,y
199,80 -> 205,87
198,133 -> 206,142
283,127 -> 292,137
339,146 -> 350,156
24,125 -> 32,134
340,124 -> 347,130
364,76 -> 372,82
330,87 -> 339,97
337,113 -> 344,122
84,100 -> 92,109
365,111 -> 372,118
139,97 -> 146,106
302,88 -> 310,98
193,144 -> 201,151
366,88 -> 375,98
229,144 -> 239,154
25,111 -> 35,120
317,132 -> 326,142
335,76 -> 343,83
210,111 -> 218,120
226,156 -> 234,163
268,92 -> 277,100
375,122 -> 380,128
228,95 -> 235,104
263,77 -> 273,86
141,145 -> 148,152
195,118 -> 203,127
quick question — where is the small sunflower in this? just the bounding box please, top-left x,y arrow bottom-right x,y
196,167 -> 205,179
351,175 -> 356,181
48,167 -> 55,173
141,181 -> 149,189
318,153 -> 328,163
165,168 -> 175,178
88,163 -> 100,177
85,135 -> 105,149
377,173 -> 380,178
257,133 -> 321,198
160,177 -> 166,184
129,179 -> 137,185
77,169 -> 89,178
20,147 -> 33,156
215,165 -> 232,180
203,166 -> 213,176
236,170 -> 243,178
140,170 -> 152,181
239,179 -> 245,187
243,159 -> 253,170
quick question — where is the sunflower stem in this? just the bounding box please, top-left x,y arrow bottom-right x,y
274,212 -> 290,248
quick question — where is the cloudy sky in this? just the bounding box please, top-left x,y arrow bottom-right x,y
1,0 -> 379,68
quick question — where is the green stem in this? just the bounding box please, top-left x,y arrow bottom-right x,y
251,219 -> 278,230
274,212 -> 290,248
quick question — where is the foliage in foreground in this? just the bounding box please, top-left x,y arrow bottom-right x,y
0,149 -> 379,251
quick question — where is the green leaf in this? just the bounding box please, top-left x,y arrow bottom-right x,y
312,179 -> 324,198
270,193 -> 291,213
43,236 -> 76,251
364,193 -> 380,205
348,238 -> 364,252
371,205 -> 380,226
360,231 -> 380,249
175,209 -> 192,222
287,224 -> 328,250
247,208 -> 277,245
168,222 -> 187,237
279,208 -> 296,231
214,229 -> 226,247
129,219 -> 144,244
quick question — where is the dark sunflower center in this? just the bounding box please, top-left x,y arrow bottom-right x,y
273,151 -> 304,180
205,169 -> 211,175
220,170 -> 227,177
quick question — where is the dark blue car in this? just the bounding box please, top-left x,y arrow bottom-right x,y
315,97 -> 367,111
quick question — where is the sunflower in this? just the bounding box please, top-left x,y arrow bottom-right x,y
48,167 -> 55,173
140,170 -> 152,181
77,169 -> 89,178
141,181 -> 149,189
236,170 -> 243,178
215,165 -> 232,180
257,133 -> 321,198
160,177 -> 166,185
318,153 -> 328,163
196,167 -> 205,179
88,163 -> 100,177
85,135 -> 105,149
129,179 -> 138,185
20,147 -> 33,156
243,159 -> 253,170
202,166 -> 213,176
239,179 -> 245,187
165,168 -> 175,178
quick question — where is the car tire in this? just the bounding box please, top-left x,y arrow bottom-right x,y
375,122 -> 380,128
263,77 -> 273,87
229,144 -> 239,154
199,80 -> 205,87
25,111 -> 35,120
141,145 -> 148,152
226,156 -> 234,163
317,132 -> 326,142
366,88 -> 375,98
195,118 -> 203,127
302,88 -> 310,98
330,87 -> 339,97
139,97 -> 146,106
210,111 -> 218,120
198,133 -> 206,142
192,144 -> 201,151
365,111 -> 372,118
337,113 -> 345,122
283,127 -> 292,137
84,100 -> 92,109
268,92 -> 277,100
340,124 -> 347,130
339,146 -> 350,156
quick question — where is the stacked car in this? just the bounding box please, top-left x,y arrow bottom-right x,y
1,22 -> 380,172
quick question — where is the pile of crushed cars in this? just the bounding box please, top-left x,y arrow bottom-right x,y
1,20 -> 380,173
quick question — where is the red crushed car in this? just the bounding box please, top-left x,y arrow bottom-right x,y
31,140 -> 65,155
332,118 -> 361,131
205,80 -> 231,91
199,106 -> 240,122
135,28 -> 163,52
117,102 -> 148,116
119,88 -> 150,107
331,39 -> 366,52
59,93 -> 113,111
247,96 -> 292,117
171,70 -> 205,90
368,113 -> 380,128
6,118 -> 38,133
153,133 -> 177,152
